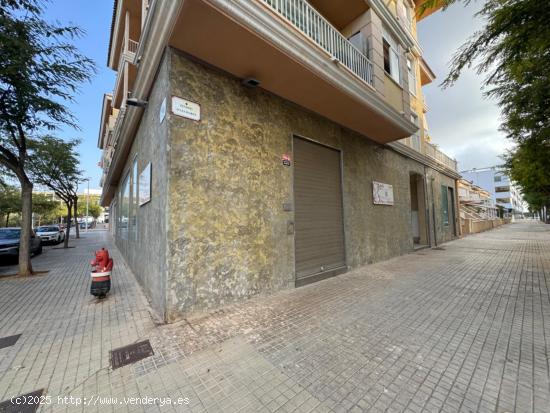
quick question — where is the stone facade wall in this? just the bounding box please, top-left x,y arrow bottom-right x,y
163,49 -> 458,320
113,52 -> 171,319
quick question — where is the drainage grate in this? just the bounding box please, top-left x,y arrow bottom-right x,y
0,389 -> 44,413
110,340 -> 154,370
0,334 -> 21,350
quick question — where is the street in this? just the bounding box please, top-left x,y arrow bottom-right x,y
0,222 -> 549,412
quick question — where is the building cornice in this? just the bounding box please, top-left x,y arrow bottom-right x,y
387,141 -> 461,180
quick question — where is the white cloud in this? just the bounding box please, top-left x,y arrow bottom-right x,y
417,3 -> 510,171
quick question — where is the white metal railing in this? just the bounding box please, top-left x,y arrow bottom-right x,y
128,39 -> 139,54
425,142 -> 457,171
261,0 -> 374,87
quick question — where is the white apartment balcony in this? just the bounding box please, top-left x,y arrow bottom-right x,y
113,34 -> 139,110
168,0 -> 417,143
263,0 -> 374,86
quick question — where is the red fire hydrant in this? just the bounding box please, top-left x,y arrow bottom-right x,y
90,248 -> 113,298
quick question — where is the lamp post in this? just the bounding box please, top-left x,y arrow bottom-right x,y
85,178 -> 90,232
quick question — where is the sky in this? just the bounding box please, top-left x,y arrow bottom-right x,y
41,0 -> 509,190
41,0 -> 115,191
417,2 -> 513,172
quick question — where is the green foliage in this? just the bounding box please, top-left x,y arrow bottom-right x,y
0,0 -> 95,267
0,184 -> 20,224
421,0 -> 550,211
32,192 -> 60,222
76,195 -> 102,219
28,136 -> 82,203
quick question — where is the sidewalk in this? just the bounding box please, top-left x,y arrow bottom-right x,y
0,222 -> 549,412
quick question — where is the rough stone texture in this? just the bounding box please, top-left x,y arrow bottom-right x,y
113,51 -> 171,319
164,50 -> 458,319
1,222 -> 549,412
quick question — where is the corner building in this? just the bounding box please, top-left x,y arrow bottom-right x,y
97,0 -> 460,322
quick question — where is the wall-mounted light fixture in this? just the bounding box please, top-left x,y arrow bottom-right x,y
126,98 -> 148,108
241,78 -> 261,88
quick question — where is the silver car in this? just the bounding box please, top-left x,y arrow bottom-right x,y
35,225 -> 65,244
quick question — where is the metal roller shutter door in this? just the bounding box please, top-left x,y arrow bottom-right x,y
293,137 -> 346,285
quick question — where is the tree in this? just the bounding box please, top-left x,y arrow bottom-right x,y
0,0 -> 94,274
0,184 -> 20,226
77,195 -> 102,220
420,0 -> 550,217
32,193 -> 60,226
28,136 -> 81,247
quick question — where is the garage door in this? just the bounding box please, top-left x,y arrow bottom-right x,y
293,137 -> 346,286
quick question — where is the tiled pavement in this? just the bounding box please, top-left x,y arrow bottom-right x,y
0,222 -> 549,412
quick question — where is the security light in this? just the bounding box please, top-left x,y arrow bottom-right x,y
242,78 -> 261,88
126,98 -> 148,108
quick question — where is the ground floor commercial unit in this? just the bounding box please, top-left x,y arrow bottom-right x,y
106,49 -> 460,322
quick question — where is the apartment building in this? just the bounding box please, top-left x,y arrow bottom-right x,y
461,167 -> 526,217
97,0 -> 460,321
458,179 -> 498,220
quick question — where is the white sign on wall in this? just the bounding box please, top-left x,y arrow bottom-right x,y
139,163 -> 152,206
171,96 -> 200,121
373,181 -> 394,205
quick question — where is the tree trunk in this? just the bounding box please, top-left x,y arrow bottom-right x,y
5,212 -> 9,227
18,180 -> 34,276
64,201 -> 72,248
74,197 -> 80,238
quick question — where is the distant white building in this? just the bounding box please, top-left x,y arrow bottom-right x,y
461,167 -> 527,215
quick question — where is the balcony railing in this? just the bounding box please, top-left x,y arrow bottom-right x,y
261,0 -> 374,87
425,142 -> 457,171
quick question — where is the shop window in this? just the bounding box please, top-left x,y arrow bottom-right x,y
119,173 -> 130,239
130,158 -> 138,240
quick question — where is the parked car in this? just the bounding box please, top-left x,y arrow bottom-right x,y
35,225 -> 65,244
0,227 -> 42,261
79,221 -> 95,230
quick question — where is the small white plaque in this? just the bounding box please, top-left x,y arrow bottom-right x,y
159,97 -> 166,123
171,96 -> 200,121
373,181 -> 394,205
139,163 -> 152,206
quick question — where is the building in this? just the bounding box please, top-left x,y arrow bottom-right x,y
457,179 -> 498,220
461,167 -> 526,217
97,0 -> 460,322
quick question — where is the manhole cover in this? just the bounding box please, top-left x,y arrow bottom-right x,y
0,389 -> 43,413
110,340 -> 154,370
0,334 -> 21,350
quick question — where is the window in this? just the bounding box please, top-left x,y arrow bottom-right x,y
410,113 -> 420,150
407,58 -> 416,95
494,175 -> 502,182
130,158 -> 138,240
383,29 -> 400,85
495,186 -> 510,193
348,31 -> 369,58
441,185 -> 449,226
119,173 -> 130,239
